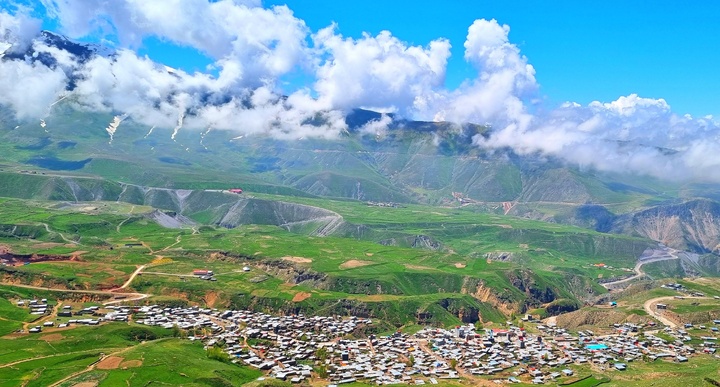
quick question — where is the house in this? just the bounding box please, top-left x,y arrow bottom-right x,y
123,243 -> 143,248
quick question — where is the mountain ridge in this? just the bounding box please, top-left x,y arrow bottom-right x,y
1,29 -> 719,255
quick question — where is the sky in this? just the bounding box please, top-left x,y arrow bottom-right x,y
1,0 -> 720,182
130,0 -> 720,118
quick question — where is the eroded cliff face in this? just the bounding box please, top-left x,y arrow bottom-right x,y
615,199 -> 720,253
461,277 -> 515,316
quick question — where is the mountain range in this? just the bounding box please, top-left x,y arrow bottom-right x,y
2,32 -> 720,256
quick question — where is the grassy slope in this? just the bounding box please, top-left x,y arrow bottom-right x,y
0,192 -> 655,328
0,303 -> 258,387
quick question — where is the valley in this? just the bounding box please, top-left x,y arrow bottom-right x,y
2,2 -> 720,385
1,103 -> 720,386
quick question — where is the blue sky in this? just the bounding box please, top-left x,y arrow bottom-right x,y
260,0 -> 720,117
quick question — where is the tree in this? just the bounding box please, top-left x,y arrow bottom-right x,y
315,347 -> 329,362
120,327 -> 157,342
449,359 -> 457,370
207,346 -> 230,363
315,364 -> 329,378
171,324 -> 184,338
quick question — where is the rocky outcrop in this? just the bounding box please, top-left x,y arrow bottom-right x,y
613,199 -> 720,253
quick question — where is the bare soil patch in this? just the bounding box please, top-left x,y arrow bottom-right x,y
97,356 -> 124,370
454,262 -> 467,268
292,292 -> 312,302
120,359 -> 143,368
365,253 -> 374,257
339,260 -> 373,269
282,256 -> 312,264
71,382 -> 98,387
41,333 -> 63,342
555,308 -> 653,331
497,224 -> 513,229
166,290 -> 189,301
203,291 -> 219,308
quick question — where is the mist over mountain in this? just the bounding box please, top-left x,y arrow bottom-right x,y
3,1 -> 720,256
1,2 -> 720,184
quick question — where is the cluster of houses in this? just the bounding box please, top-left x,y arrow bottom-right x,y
135,305 -> 224,332
366,201 -> 403,208
17,298 -> 50,316
12,297 -> 720,384
20,301 -> 136,332
118,305 -> 720,385
193,269 -> 218,281
661,283 -> 686,291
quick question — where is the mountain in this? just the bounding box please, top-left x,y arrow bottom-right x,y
1,32 -> 720,255
2,31 -> 114,65
612,199 -> 720,254
3,102 -> 720,258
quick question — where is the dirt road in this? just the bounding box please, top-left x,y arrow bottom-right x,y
41,222 -> 80,245
0,282 -> 149,306
602,248 -> 680,291
116,265 -> 146,290
642,295 -> 709,328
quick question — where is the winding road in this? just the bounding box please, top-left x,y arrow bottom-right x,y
642,295 -> 710,328
0,271 -> 150,306
601,247 -> 681,291
41,222 -> 81,245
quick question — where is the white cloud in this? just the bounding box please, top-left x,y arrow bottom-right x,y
40,0 -> 309,87
357,114 -> 393,137
3,5 -> 720,184
591,94 -> 669,117
313,25 -> 451,114
0,10 -> 41,53
476,93 -> 720,182
421,19 -> 537,127
0,59 -> 68,119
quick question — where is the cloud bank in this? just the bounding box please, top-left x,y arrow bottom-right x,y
1,1 -> 719,182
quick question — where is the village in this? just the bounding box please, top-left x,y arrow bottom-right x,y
9,291 -> 720,385
17,299 -> 716,386
133,306 -> 720,385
